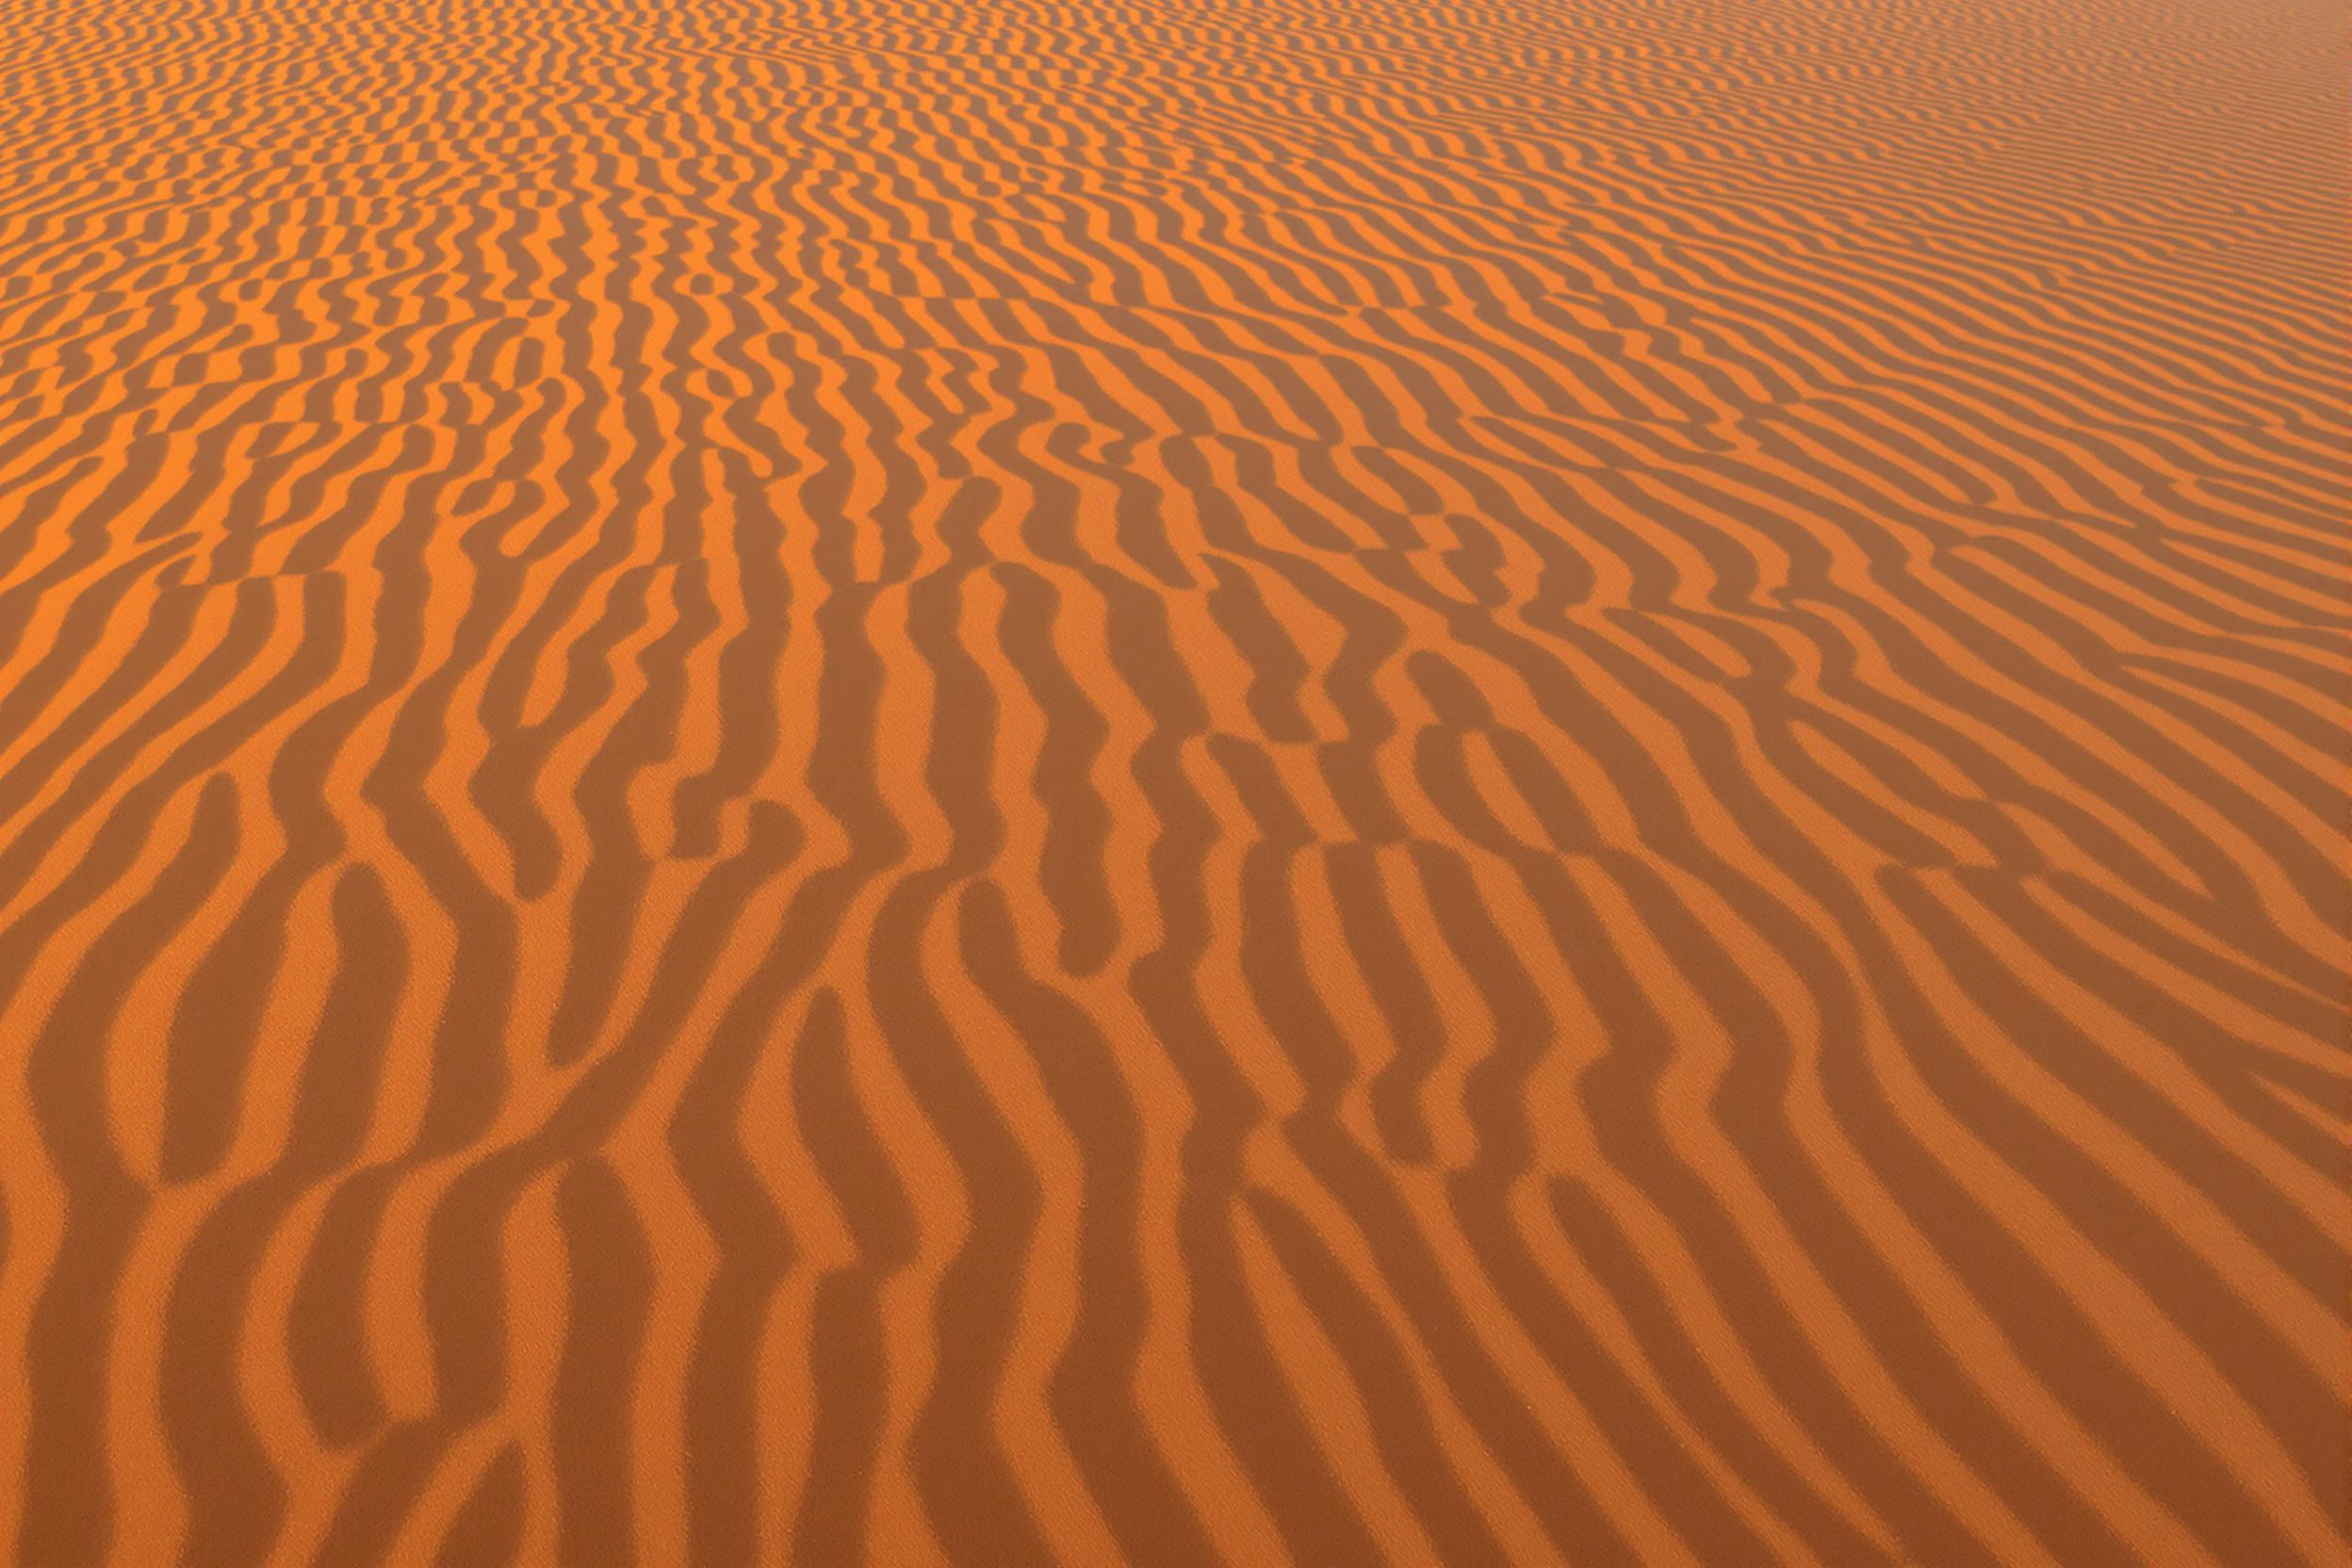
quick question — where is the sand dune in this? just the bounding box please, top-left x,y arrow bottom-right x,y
0,0 -> 2345,1560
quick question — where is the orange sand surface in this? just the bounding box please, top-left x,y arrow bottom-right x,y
0,0 -> 2346,1561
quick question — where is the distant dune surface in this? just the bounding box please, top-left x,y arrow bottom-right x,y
0,0 -> 2345,1561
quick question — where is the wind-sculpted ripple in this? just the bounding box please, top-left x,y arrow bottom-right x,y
0,0 -> 2345,1561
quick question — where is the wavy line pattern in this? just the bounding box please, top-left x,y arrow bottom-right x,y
0,0 -> 2345,1560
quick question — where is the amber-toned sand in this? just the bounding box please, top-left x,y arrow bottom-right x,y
0,0 -> 2345,1561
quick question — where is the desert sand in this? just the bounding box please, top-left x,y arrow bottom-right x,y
0,0 -> 2345,1561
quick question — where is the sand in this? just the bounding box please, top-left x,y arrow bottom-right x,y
0,0 -> 2345,1560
